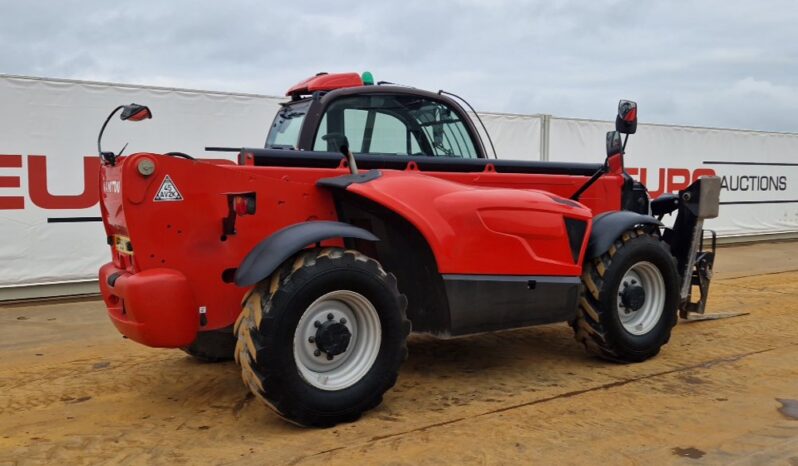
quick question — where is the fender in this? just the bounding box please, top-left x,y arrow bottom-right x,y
234,221 -> 379,286
585,211 -> 662,259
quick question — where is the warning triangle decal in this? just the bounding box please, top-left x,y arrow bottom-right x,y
153,175 -> 183,201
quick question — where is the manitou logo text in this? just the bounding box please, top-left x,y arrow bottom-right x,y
103,180 -> 120,194
0,154 -> 99,210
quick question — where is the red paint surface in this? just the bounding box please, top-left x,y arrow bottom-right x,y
99,153 -> 624,347
286,72 -> 363,96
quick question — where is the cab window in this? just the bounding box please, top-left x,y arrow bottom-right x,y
266,100 -> 310,149
313,95 -> 479,158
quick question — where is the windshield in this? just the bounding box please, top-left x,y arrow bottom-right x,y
265,100 -> 310,149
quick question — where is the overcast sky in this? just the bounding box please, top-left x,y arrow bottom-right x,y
1,0 -> 797,132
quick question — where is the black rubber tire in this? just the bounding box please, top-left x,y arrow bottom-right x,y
234,248 -> 410,427
181,326 -> 236,362
572,229 -> 680,362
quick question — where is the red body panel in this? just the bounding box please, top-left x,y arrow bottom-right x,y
100,154 -> 341,344
99,154 -> 624,347
346,171 -> 594,276
99,264 -> 197,347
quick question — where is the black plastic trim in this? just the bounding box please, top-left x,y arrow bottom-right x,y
241,148 -> 603,176
564,218 -> 588,263
442,274 -> 581,336
651,193 -> 680,217
621,176 -> 650,214
107,272 -> 122,287
585,211 -> 661,259
47,217 -> 103,223
234,221 -> 379,287
316,170 -> 382,189
549,196 -> 582,208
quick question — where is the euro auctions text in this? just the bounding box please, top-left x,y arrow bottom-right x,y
0,154 -> 790,212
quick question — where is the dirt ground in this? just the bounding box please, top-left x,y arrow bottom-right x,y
1,241 -> 798,465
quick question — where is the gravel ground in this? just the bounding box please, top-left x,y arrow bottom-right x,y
1,241 -> 797,465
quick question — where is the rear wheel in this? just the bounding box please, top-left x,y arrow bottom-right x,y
572,229 -> 680,362
235,248 -> 410,427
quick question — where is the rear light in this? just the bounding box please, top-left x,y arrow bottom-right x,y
223,193 -> 257,239
233,195 -> 256,216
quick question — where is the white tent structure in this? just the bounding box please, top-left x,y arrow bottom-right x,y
1,74 -> 797,300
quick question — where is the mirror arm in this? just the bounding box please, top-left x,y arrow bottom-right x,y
621,133 -> 629,152
98,105 -> 125,165
339,144 -> 358,175
570,162 -> 609,201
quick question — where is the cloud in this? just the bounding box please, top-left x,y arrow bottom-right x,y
1,0 -> 797,131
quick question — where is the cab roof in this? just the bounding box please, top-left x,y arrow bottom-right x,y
286,72 -> 364,97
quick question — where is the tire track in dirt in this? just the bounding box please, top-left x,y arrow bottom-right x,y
292,345 -> 789,464
1,266 -> 798,464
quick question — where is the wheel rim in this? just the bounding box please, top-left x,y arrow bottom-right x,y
616,261 -> 666,335
293,290 -> 381,391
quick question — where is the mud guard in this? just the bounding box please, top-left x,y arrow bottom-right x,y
234,221 -> 379,287
585,211 -> 662,259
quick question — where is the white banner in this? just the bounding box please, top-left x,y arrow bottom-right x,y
1,75 -> 796,291
474,112 -> 542,161
548,117 -> 798,237
0,75 -> 282,288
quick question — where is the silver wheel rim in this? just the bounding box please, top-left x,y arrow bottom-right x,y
616,261 -> 666,335
293,290 -> 381,391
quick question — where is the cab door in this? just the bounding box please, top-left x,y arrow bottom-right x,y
311,93 -> 481,159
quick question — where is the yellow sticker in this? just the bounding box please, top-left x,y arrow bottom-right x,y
114,235 -> 134,255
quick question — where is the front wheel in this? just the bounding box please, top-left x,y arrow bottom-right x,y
234,248 -> 410,427
572,229 -> 680,362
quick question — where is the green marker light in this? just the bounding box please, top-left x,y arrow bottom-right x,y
362,71 -> 374,86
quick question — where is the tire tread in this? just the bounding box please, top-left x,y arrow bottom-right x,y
235,248 -> 409,427
571,229 -> 678,363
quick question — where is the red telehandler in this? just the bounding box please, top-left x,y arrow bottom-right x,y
97,72 -> 720,426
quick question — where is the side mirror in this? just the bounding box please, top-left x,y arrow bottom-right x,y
615,100 -> 637,134
606,130 -> 622,157
120,104 -> 152,122
98,103 -> 153,165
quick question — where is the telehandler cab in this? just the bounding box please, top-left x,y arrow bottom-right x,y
98,72 -> 720,426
